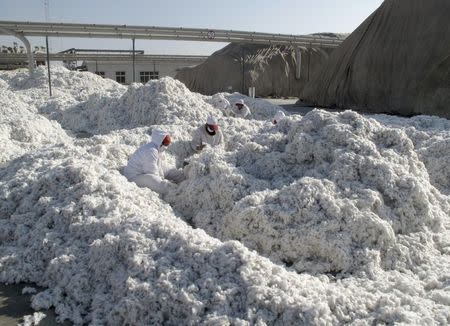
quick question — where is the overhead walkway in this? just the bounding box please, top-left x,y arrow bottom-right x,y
0,20 -> 345,93
0,20 -> 343,48
0,53 -> 208,63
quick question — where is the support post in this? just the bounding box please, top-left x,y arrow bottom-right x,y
132,38 -> 136,83
307,42 -> 312,82
0,27 -> 34,76
295,46 -> 302,80
241,47 -> 245,94
46,36 -> 52,97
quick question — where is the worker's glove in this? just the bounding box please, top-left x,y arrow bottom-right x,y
196,143 -> 206,151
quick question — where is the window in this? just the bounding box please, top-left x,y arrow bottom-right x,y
150,71 -> 159,80
115,71 -> 126,84
140,71 -> 159,83
95,71 -> 105,78
140,71 -> 151,83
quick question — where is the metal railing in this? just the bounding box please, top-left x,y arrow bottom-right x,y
0,53 -> 208,63
0,20 -> 344,48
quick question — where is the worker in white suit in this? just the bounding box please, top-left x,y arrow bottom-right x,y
272,110 -> 286,124
230,99 -> 251,118
191,115 -> 224,152
211,94 -> 231,111
123,129 -> 184,196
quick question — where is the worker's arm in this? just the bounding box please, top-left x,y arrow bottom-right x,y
191,128 -> 206,151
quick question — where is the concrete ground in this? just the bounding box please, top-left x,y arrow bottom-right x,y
263,97 -> 310,114
263,97 -> 343,116
0,283 -> 70,325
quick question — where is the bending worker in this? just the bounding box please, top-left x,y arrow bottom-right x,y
191,115 -> 224,152
124,129 -> 184,196
273,110 -> 286,124
212,94 -> 231,111
231,99 -> 251,118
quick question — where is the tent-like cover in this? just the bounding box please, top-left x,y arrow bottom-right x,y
175,41 -> 340,97
300,0 -> 450,118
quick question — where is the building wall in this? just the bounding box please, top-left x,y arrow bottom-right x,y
84,60 -> 205,84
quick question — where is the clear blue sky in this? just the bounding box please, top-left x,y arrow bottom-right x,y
0,0 -> 383,55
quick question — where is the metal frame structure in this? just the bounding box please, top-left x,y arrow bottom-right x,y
0,20 -> 345,95
0,21 -> 343,48
0,53 -> 208,63
0,26 -> 34,74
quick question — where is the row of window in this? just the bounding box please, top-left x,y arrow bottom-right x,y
95,71 -> 159,84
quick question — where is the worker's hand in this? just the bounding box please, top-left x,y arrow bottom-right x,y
196,143 -> 206,151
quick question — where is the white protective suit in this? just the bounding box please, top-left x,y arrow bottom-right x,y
123,130 -> 184,195
230,99 -> 251,118
211,94 -> 231,111
190,124 -> 224,152
273,110 -> 286,124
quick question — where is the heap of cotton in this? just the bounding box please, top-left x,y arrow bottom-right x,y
170,110 -> 449,275
4,66 -> 124,104
1,67 -> 450,325
0,80 -> 70,164
372,114 -> 450,195
40,74 -> 281,136
0,143 -> 361,325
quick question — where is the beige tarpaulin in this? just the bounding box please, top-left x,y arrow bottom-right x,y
175,41 -> 340,97
299,0 -> 450,118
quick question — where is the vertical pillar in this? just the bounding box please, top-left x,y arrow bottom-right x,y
132,38 -> 136,83
241,47 -> 245,94
0,28 -> 34,76
46,36 -> 52,97
295,47 -> 302,80
307,42 -> 312,82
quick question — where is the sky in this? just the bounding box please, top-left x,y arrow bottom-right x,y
0,0 -> 384,55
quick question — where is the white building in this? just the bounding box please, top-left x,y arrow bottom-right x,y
82,52 -> 207,84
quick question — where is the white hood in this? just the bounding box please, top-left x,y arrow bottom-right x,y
151,129 -> 169,147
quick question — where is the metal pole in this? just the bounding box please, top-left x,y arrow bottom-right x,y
132,38 -> 135,83
241,47 -> 245,94
307,42 -> 311,82
46,35 -> 52,97
295,46 -> 302,80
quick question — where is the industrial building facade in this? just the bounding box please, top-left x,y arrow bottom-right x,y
84,57 -> 207,85
0,45 -> 208,85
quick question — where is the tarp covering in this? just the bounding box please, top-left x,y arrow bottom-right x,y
299,0 -> 450,118
175,40 -> 339,97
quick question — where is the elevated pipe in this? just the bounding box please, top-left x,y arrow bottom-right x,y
0,21 -> 343,48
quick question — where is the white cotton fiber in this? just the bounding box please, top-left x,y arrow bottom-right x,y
1,67 -> 449,325
19,312 -> 46,326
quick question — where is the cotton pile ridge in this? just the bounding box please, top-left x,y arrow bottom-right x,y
1,66 -> 449,325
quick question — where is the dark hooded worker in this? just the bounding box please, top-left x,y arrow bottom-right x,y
123,129 -> 185,195
273,110 -> 286,124
230,99 -> 251,118
190,115 -> 224,152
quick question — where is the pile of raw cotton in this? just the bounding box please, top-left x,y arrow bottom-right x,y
1,66 -> 450,325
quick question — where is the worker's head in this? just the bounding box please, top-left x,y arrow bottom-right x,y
206,115 -> 219,133
273,110 -> 286,124
235,99 -> 244,110
151,129 -> 172,148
